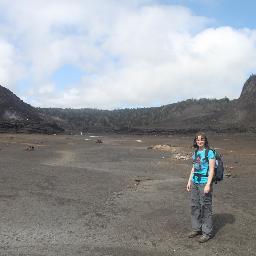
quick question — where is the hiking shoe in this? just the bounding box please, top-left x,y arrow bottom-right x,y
188,230 -> 201,238
198,234 -> 211,243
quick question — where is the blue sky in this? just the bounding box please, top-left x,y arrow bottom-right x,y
181,0 -> 256,28
0,0 -> 256,109
52,64 -> 85,90
156,0 -> 256,27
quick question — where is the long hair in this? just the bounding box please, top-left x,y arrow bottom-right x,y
193,131 -> 209,149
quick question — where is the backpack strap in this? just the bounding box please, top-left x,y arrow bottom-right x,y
194,149 -> 198,163
193,149 -> 202,182
205,147 -> 209,163
205,148 -> 215,177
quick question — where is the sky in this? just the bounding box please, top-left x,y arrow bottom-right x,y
0,0 -> 256,109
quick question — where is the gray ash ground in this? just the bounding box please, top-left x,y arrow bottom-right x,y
0,133 -> 255,256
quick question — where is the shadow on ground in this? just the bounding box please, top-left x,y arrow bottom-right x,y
213,213 -> 235,235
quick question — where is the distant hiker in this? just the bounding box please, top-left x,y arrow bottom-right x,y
186,132 -> 215,243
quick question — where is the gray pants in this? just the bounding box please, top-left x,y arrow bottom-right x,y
191,183 -> 213,236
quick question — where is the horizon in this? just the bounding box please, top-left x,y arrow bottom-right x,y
1,78 -> 243,112
0,0 -> 256,110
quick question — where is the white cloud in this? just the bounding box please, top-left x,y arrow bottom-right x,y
0,39 -> 24,88
0,1 -> 256,109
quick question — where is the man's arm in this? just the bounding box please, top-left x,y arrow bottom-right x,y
187,166 -> 195,191
204,159 -> 215,194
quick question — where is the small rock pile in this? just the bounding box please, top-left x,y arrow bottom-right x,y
173,153 -> 191,160
148,144 -> 173,151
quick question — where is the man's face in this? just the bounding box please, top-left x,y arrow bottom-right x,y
196,135 -> 205,148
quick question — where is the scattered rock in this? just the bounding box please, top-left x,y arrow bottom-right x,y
149,144 -> 172,151
26,145 -> 35,151
225,172 -> 232,177
224,172 -> 237,178
173,153 -> 191,160
224,165 -> 236,178
134,179 -> 142,186
127,177 -> 153,190
225,165 -> 235,171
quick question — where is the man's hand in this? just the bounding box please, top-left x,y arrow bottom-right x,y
204,184 -> 211,194
187,181 -> 192,191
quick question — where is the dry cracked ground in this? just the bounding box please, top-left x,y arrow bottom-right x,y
0,133 -> 255,256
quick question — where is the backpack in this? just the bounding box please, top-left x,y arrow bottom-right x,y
204,148 -> 224,184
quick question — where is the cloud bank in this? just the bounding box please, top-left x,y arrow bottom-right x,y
0,0 -> 256,109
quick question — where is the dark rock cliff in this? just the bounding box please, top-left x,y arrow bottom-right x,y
0,85 -> 64,134
236,75 -> 256,126
239,75 -> 256,103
